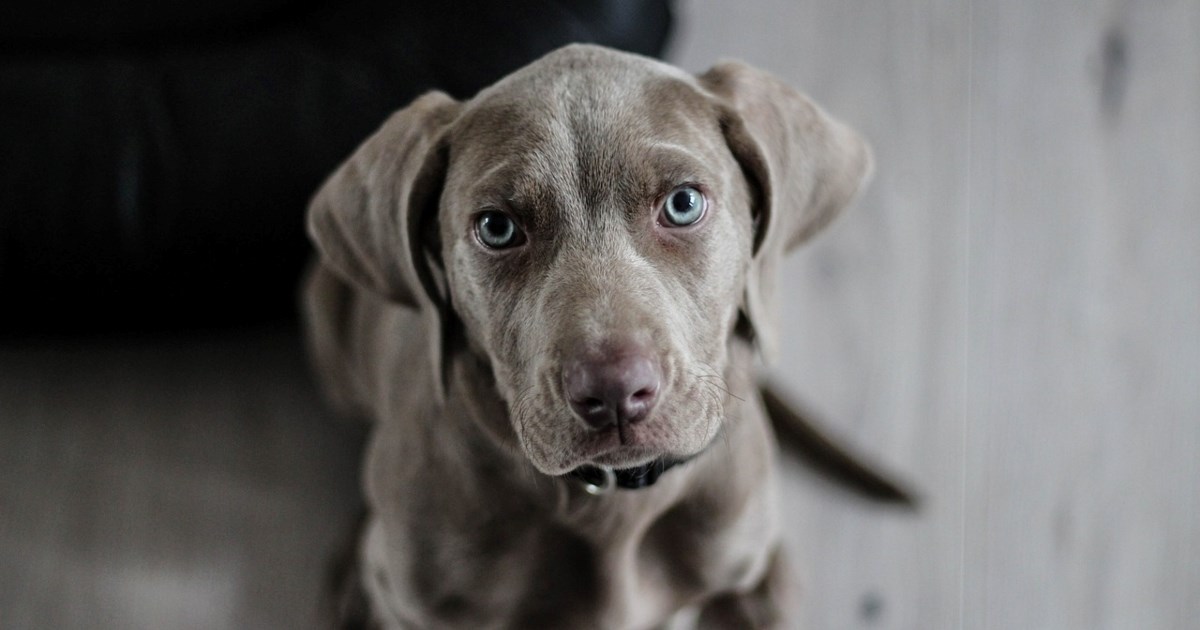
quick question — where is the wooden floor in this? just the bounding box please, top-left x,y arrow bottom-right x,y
2,2 -> 1197,629
0,329 -> 366,629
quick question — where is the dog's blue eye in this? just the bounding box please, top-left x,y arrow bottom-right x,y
660,186 -> 706,227
475,211 -> 523,249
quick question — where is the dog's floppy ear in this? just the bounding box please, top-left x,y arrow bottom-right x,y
307,91 -> 461,399
700,61 -> 873,362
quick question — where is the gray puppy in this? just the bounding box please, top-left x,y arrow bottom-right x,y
303,44 -> 872,629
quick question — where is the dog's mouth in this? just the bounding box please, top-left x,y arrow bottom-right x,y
570,421 -> 672,465
558,420 -> 723,493
564,420 -> 724,493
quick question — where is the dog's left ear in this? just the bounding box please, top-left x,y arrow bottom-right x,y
699,61 -> 873,362
307,91 -> 462,401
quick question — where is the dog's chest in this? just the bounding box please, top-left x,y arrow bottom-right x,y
363,479 -> 775,630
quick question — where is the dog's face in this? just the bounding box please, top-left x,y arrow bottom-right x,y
307,44 -> 872,476
440,58 -> 754,473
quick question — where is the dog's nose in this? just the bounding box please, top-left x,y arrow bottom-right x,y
563,353 -> 662,429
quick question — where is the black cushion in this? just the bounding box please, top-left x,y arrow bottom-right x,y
0,0 -> 672,333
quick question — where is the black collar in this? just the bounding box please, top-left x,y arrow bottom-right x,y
564,428 -> 721,494
568,458 -> 683,494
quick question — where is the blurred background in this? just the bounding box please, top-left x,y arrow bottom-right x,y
2,1 -> 1197,628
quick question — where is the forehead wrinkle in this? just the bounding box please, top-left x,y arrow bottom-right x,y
459,125 -> 579,219
469,158 -> 518,198
568,126 -> 719,224
574,119 -> 666,224
514,116 -> 587,233
638,143 -> 717,185
643,142 -> 709,161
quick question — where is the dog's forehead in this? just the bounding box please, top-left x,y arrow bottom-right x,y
462,44 -> 700,121
444,47 -> 722,215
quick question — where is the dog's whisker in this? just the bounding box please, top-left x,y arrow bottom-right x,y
687,367 -> 745,403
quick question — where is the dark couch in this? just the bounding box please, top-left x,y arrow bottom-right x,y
0,0 -> 672,332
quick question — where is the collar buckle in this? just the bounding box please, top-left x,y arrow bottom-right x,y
581,467 -> 616,496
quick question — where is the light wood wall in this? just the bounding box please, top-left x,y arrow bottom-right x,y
671,1 -> 1199,628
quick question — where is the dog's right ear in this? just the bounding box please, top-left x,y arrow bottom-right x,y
307,91 -> 460,306
307,91 -> 461,399
699,62 -> 873,363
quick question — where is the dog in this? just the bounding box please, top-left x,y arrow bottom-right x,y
303,43 -> 874,629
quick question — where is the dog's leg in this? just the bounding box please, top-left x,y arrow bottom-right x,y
324,510 -> 378,630
695,546 -> 797,630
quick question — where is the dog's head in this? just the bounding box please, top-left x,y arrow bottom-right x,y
308,45 -> 871,475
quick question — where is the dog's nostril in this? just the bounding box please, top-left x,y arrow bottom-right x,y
582,397 -> 606,413
630,387 -> 656,403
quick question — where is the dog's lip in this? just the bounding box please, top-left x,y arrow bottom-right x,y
589,447 -> 662,469
568,423 -> 672,468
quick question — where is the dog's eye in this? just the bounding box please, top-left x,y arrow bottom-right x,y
475,211 -> 524,249
659,186 -> 706,227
